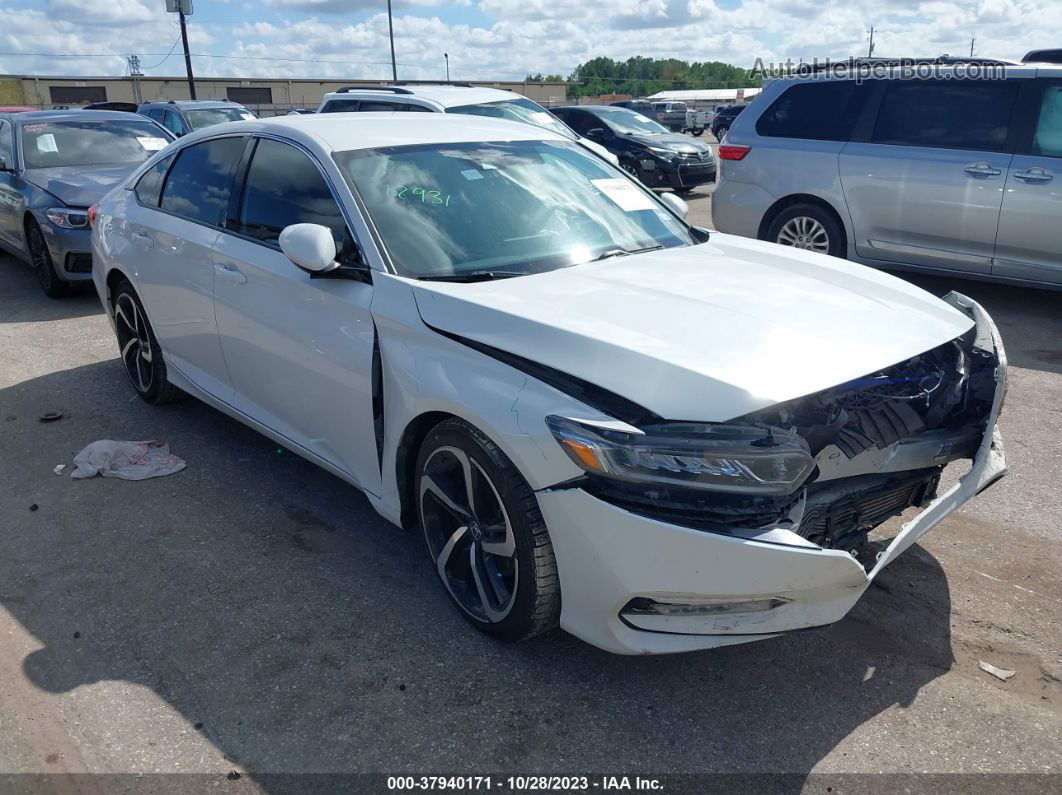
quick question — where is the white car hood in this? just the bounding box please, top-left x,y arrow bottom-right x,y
411,233 -> 975,422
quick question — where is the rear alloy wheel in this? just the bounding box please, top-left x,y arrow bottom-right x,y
417,419 -> 559,641
26,219 -> 73,298
113,282 -> 183,404
620,160 -> 640,179
767,203 -> 845,258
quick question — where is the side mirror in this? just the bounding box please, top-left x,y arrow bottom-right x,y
659,192 -> 688,219
279,223 -> 339,273
586,127 -> 608,141
0,156 -> 11,173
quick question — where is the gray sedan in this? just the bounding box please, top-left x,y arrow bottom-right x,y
0,110 -> 173,297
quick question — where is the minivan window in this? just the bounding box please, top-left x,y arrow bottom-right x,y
872,79 -> 1021,152
358,101 -> 431,112
1032,84 -> 1062,158
134,153 -> 175,206
756,80 -> 869,141
159,136 -> 245,226
161,109 -> 186,136
0,120 -> 11,166
236,138 -> 347,248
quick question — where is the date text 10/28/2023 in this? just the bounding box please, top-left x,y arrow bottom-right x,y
386,775 -> 664,791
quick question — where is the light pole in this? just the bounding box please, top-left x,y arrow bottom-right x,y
444,52 -> 449,81
179,5 -> 196,99
387,0 -> 398,82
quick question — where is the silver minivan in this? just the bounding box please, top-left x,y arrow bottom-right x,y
712,61 -> 1062,288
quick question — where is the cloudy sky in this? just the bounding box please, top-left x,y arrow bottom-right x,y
0,0 -> 1049,84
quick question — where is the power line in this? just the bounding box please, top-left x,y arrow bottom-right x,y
140,38 -> 183,70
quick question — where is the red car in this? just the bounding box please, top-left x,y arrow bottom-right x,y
0,105 -> 37,113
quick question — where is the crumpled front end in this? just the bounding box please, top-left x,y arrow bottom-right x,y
539,292 -> 1006,654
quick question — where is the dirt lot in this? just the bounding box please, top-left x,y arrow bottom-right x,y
1,194 -> 1061,790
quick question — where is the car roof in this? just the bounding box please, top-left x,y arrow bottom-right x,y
179,112 -> 569,152
555,105 -> 636,114
324,84 -> 527,109
141,100 -> 244,109
8,109 -> 154,123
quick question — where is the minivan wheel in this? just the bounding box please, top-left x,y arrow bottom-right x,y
767,204 -> 845,258
691,129 -> 704,137
620,160 -> 640,179
113,282 -> 184,404
26,220 -> 73,298
416,418 -> 560,642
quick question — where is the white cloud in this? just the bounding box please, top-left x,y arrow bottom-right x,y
0,0 -> 1054,83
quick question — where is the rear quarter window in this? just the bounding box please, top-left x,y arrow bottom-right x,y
755,80 -> 869,141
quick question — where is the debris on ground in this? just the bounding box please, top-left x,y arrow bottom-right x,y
53,464 -> 66,476
38,411 -> 63,423
979,660 -> 1017,681
70,440 -> 186,481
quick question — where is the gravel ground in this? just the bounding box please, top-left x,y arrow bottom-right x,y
1,191 -> 1060,792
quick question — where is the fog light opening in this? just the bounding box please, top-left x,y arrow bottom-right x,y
622,596 -> 790,618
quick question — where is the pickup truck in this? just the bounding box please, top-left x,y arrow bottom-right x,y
651,101 -> 709,136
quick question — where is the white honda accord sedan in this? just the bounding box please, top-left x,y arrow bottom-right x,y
90,113 -> 1007,655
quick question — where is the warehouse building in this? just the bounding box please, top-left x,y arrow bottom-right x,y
0,74 -> 569,114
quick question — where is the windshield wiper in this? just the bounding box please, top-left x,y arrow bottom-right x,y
588,244 -> 665,262
417,270 -> 528,283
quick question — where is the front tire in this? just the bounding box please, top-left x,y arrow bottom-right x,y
416,418 -> 560,642
113,281 -> 184,404
26,219 -> 73,298
691,129 -> 704,137
620,159 -> 640,180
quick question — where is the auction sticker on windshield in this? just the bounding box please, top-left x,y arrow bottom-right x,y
137,137 -> 168,151
591,178 -> 656,212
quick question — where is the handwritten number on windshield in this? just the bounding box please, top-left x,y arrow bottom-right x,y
386,185 -> 451,206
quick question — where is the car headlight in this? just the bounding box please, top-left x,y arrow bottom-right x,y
45,207 -> 89,229
646,146 -> 677,160
545,416 -> 815,496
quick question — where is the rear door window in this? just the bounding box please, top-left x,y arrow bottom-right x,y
872,79 -> 1021,152
1030,82 -> 1062,157
756,80 -> 870,141
160,136 -> 245,227
235,138 -> 347,249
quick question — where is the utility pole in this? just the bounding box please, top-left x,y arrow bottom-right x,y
970,37 -> 976,57
387,0 -> 398,83
866,26 -> 876,58
128,54 -> 143,104
179,5 -> 196,99
444,52 -> 449,82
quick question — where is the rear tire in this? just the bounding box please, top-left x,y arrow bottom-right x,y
416,418 -> 560,642
766,203 -> 846,258
691,129 -> 704,137
26,219 -> 73,299
113,281 -> 184,405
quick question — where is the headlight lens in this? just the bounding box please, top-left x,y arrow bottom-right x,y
646,146 -> 676,159
46,207 -> 89,229
546,416 -> 815,496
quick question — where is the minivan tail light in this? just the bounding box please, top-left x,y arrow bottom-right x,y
87,204 -> 99,229
718,145 -> 751,161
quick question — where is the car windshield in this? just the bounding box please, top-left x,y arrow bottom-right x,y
19,120 -> 170,169
186,107 -> 255,130
597,110 -> 670,135
335,139 -> 694,280
448,99 -> 576,139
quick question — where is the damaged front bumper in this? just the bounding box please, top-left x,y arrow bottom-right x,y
537,293 -> 1007,655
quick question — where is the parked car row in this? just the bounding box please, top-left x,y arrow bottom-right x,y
713,59 -> 1062,288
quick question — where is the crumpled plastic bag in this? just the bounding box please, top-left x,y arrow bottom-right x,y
70,440 -> 186,481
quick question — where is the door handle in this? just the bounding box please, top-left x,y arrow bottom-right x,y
214,262 -> 247,285
964,162 -> 1002,177
131,230 -> 154,248
1013,167 -> 1053,183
